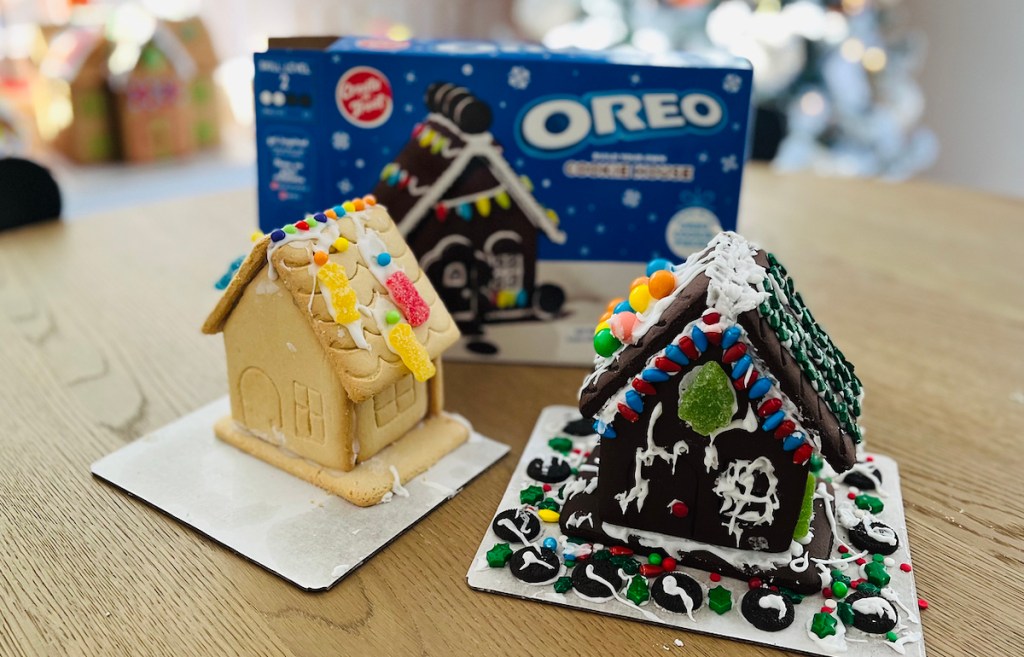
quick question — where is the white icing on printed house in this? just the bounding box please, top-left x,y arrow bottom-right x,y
615,403 -> 689,514
712,456 -> 780,547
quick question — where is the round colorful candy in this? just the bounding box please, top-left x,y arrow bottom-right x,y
606,297 -> 625,312
648,270 -> 675,299
598,310 -> 613,323
613,300 -> 633,314
377,252 -> 392,266
283,224 -> 298,234
646,258 -> 673,277
608,311 -> 638,343
270,229 -> 286,243
542,537 -> 558,550
629,284 -> 651,314
313,251 -> 329,266
385,310 -> 401,325
333,237 -> 349,253
594,328 -> 621,357
630,275 -> 649,290
594,320 -> 610,335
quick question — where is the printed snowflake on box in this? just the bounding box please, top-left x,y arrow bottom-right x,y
723,73 -> 743,94
508,66 -> 531,90
338,179 -> 353,194
331,131 -> 350,151
721,155 -> 739,173
622,188 -> 642,208
462,63 -> 474,76
405,71 -> 416,83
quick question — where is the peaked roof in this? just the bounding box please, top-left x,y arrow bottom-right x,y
204,198 -> 461,403
579,232 -> 861,471
376,95 -> 566,245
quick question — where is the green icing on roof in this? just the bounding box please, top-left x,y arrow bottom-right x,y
759,252 -> 863,442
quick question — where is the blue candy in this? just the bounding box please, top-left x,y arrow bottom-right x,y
762,410 -> 786,432
641,368 -> 670,383
646,258 -> 673,277
332,205 -> 346,216
730,354 -> 752,380
543,537 -> 558,550
625,389 -> 644,413
313,212 -> 327,222
614,300 -> 634,314
748,377 -> 773,399
691,325 -> 708,352
594,419 -> 617,439
664,344 -> 689,366
270,229 -> 286,243
721,325 -> 742,349
377,252 -> 392,266
782,432 -> 806,451
388,170 -> 402,185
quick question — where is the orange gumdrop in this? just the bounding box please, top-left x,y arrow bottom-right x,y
598,310 -> 613,323
606,297 -> 625,312
630,276 -> 649,290
352,198 -> 365,211
325,208 -> 337,219
313,251 -> 329,266
363,194 -> 377,206
649,270 -> 676,299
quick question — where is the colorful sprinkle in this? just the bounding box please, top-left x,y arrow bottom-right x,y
377,252 -> 392,266
628,284 -> 651,313
385,309 -> 401,325
730,354 -> 752,379
671,501 -> 689,517
661,557 -> 677,571
782,432 -> 806,451
295,220 -> 309,231
313,251 -> 329,266
648,270 -> 675,299
748,377 -> 773,399
918,598 -> 928,610
721,325 -> 742,348
762,410 -> 786,432
332,205 -> 346,216
283,224 -> 298,234
647,553 -> 663,566
313,212 -> 327,222
664,344 -> 689,366
899,563 -> 912,573
614,300 -> 633,314
594,328 -> 621,357
691,325 -> 708,351
270,229 -> 286,242
333,237 -> 349,253
646,258 -> 673,277
250,230 -> 264,242
542,537 -> 558,550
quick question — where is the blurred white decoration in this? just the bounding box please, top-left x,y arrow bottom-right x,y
516,0 -> 937,180
214,55 -> 255,126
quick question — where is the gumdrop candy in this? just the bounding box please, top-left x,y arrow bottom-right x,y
677,362 -> 736,436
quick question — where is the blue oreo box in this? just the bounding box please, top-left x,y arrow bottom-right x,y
254,36 -> 751,365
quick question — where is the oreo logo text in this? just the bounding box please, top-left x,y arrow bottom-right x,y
518,91 -> 725,157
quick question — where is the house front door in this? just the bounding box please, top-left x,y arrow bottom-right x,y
423,237 -> 490,334
239,367 -> 281,439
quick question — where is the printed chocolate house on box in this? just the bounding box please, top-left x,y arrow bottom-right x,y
254,37 -> 752,364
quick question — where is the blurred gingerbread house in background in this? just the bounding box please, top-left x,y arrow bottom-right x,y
34,6 -> 219,164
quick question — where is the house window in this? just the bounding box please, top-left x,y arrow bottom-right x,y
491,252 -> 524,291
442,261 -> 467,288
372,374 -> 418,428
293,381 -> 325,443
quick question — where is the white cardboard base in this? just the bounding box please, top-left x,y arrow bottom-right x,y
92,396 -> 508,591
468,406 -> 926,657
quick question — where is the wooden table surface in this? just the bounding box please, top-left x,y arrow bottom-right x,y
2,166 -> 1023,656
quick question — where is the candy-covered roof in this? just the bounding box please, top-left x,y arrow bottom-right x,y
579,232 -> 862,471
203,197 -> 460,402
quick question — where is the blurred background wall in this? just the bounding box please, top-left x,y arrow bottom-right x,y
906,0 -> 1024,199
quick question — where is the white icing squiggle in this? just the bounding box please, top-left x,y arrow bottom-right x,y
615,403 -> 689,514
758,593 -> 788,620
713,456 -> 780,547
661,575 -> 697,621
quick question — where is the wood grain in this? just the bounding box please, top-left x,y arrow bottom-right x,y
2,165 -> 1022,656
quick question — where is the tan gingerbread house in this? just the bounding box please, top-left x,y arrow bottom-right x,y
203,196 -> 468,506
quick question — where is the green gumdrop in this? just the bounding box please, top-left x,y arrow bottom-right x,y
626,575 -> 650,605
793,473 -> 817,540
677,362 -> 736,436
553,576 -> 573,594
594,328 -> 621,357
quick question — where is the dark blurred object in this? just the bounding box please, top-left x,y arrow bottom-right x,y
750,106 -> 787,162
0,157 -> 62,230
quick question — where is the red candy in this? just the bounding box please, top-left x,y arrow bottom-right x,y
632,378 -> 657,395
295,220 -> 309,230
678,336 -> 699,359
435,203 -> 448,221
639,564 -> 663,577
704,330 -> 722,346
792,444 -> 813,464
855,558 -> 867,565
385,271 -> 431,326
748,578 -> 762,589
722,343 -> 747,363
900,563 -> 913,573
710,573 -> 722,582
838,545 -> 849,554
758,398 -> 783,417
733,369 -> 758,390
773,420 -> 796,439
918,598 -> 929,610
609,546 -> 633,557
617,403 -> 640,423
821,606 -> 833,614
412,123 -> 424,137
702,311 -> 721,324
671,502 -> 689,518
654,356 -> 682,373
848,492 -> 858,499
822,587 -> 833,598
542,484 -> 551,492
661,557 -> 677,571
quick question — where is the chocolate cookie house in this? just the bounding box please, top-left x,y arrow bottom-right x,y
559,232 -> 863,592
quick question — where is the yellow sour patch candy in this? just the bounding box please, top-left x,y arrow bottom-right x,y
388,322 -> 436,382
316,262 -> 360,323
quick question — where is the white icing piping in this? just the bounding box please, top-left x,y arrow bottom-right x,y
661,575 -> 697,621
615,403 -> 689,514
388,465 -> 409,498
758,593 -> 787,620
712,456 -> 781,547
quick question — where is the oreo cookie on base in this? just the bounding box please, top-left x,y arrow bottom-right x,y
491,508 -> 541,544
571,559 -> 624,602
741,588 -> 795,632
509,546 -> 561,585
650,573 -> 703,617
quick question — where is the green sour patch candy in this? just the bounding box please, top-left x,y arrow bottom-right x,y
793,473 -> 817,540
677,362 -> 736,436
